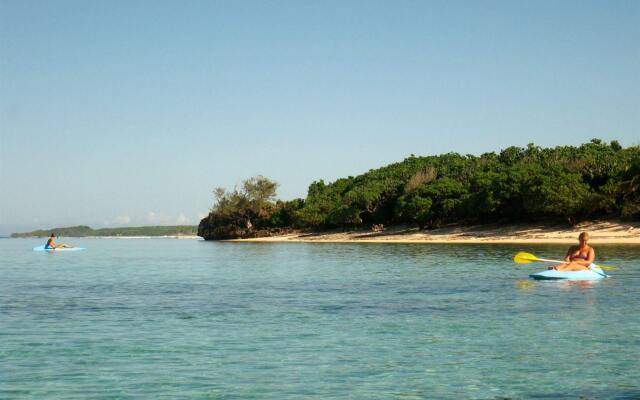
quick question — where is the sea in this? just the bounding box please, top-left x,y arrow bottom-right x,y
1,238 -> 639,399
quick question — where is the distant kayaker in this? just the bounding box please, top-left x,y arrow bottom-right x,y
45,233 -> 73,249
550,232 -> 595,271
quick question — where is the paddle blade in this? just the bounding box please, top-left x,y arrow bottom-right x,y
597,265 -> 618,271
513,252 -> 538,264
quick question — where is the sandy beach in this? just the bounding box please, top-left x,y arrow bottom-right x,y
230,220 -> 640,244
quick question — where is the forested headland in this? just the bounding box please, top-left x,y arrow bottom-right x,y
199,139 -> 639,240
12,225 -> 198,238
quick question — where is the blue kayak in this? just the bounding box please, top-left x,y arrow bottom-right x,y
530,265 -> 607,280
33,245 -> 85,252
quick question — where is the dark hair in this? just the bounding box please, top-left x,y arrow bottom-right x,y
50,233 -> 55,237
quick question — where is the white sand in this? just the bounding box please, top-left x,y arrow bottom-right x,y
229,220 -> 640,244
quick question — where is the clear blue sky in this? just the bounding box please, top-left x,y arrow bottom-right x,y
1,0 -> 638,235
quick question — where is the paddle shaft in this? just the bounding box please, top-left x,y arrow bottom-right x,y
514,252 -> 616,272
534,257 -> 567,264
534,256 -> 608,268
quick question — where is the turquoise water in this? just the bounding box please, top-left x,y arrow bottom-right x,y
1,238 -> 639,399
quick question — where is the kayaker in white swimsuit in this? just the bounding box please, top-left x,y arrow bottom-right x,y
550,232 -> 595,271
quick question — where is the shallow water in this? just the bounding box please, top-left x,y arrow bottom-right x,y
1,238 -> 639,399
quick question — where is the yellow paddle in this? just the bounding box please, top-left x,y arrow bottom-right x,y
513,252 -> 618,271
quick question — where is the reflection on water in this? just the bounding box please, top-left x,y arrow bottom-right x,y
515,279 -> 536,290
1,239 -> 639,399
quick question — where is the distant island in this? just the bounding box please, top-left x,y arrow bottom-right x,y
198,139 -> 639,240
11,225 -> 198,238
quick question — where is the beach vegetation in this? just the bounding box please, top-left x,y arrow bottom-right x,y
199,176 -> 304,239
199,139 -> 640,239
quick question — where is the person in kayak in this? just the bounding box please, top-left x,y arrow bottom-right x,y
44,233 -> 73,249
550,232 -> 595,271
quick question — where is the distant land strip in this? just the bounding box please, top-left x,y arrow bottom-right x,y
11,225 -> 198,238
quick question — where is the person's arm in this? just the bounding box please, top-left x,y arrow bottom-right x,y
585,248 -> 596,268
564,246 -> 574,263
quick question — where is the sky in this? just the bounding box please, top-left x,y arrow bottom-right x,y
1,0 -> 638,235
